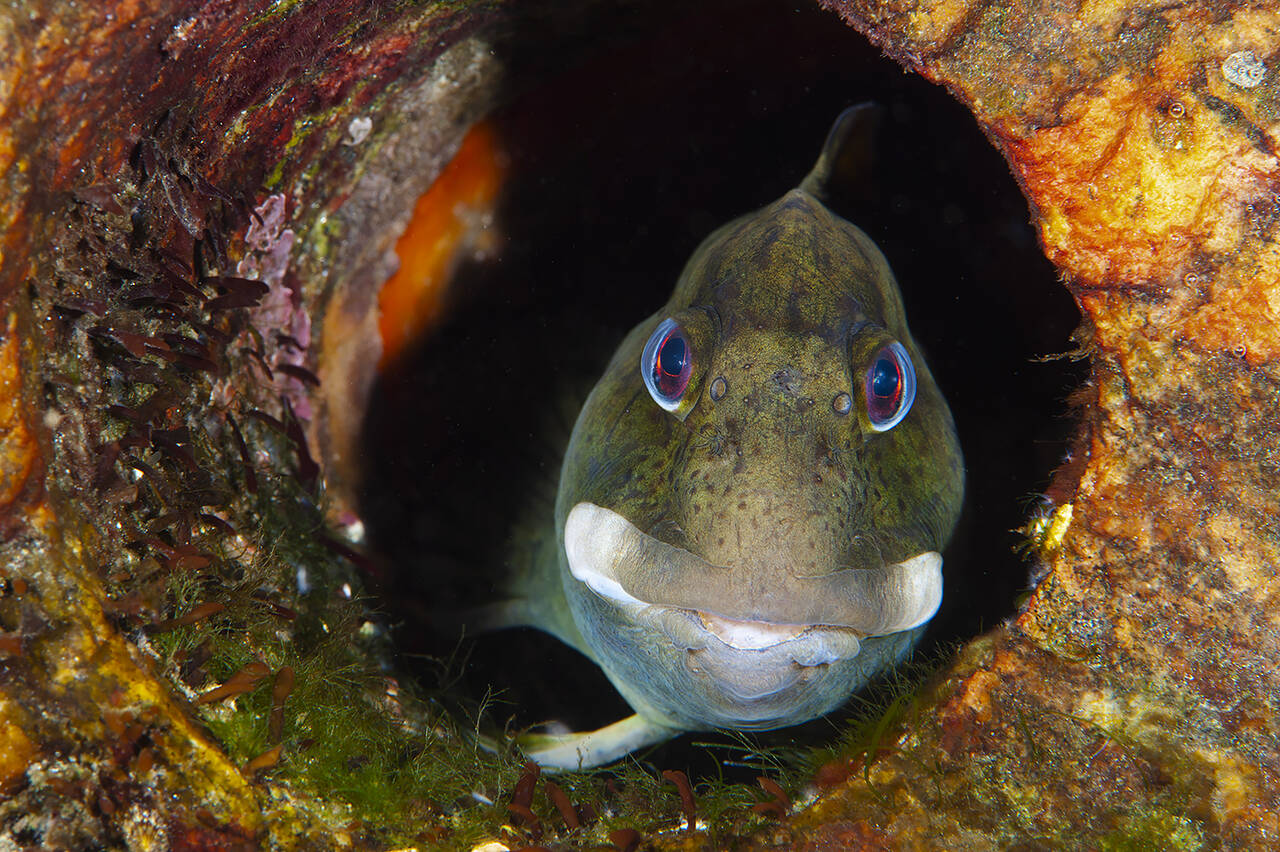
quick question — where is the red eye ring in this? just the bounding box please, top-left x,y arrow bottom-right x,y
642,318 -> 693,411
864,342 -> 915,431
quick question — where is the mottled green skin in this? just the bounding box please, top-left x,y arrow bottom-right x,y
535,177 -> 964,738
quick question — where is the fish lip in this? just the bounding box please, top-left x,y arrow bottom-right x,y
696,611 -> 808,650
563,501 -> 943,637
649,607 -> 861,669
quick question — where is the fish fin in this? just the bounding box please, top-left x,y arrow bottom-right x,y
500,714 -> 681,771
799,102 -> 883,203
447,599 -> 541,633
447,594 -> 592,661
492,508 -> 596,657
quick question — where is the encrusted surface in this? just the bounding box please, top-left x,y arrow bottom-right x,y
3,0 -> 1278,847
0,0 -> 506,847
728,1 -> 1280,847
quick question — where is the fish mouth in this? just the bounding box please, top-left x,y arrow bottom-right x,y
563,501 -> 942,643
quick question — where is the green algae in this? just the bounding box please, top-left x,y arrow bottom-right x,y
1100,805 -> 1205,852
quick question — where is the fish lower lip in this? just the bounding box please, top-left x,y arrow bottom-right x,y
640,606 -> 862,666
697,612 -> 805,649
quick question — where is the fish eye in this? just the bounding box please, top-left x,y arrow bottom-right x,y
641,318 -> 693,411
863,341 -> 915,431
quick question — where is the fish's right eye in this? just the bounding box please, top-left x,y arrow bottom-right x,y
862,341 -> 916,432
641,319 -> 693,411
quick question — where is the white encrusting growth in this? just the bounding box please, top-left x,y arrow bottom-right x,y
1222,50 -> 1266,88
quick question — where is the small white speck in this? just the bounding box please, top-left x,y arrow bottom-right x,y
346,116 -> 372,146
295,566 -> 310,594
1223,51 -> 1265,88
340,582 -> 353,599
470,791 -> 495,806
341,518 -> 366,544
42,409 -> 62,429
132,630 -> 158,660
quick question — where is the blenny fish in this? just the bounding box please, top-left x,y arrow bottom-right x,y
490,105 -> 964,769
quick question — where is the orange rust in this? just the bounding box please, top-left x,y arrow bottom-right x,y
756,2 -> 1280,844
0,697 -> 36,794
901,0 -> 973,48
1182,244 -> 1280,364
952,669 -> 1000,724
1007,73 -> 1275,290
377,120 -> 506,369
0,313 -> 39,513
103,708 -> 128,737
989,17 -> 1280,368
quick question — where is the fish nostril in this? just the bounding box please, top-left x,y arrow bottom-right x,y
772,367 -> 803,397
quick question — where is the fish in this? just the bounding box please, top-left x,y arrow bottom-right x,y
490,105 -> 964,769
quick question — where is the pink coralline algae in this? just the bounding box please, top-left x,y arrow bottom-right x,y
238,194 -> 313,420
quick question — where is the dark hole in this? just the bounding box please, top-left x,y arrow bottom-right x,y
359,0 -> 1085,777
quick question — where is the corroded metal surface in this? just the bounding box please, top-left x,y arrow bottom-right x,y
0,1 -> 502,846
739,1 -> 1280,847
3,0 -> 1278,847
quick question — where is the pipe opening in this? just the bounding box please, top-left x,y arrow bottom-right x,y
356,1 -> 1085,768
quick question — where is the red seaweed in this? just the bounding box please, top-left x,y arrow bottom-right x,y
661,769 -> 696,831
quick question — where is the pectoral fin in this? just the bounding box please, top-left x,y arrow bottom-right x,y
437,516 -> 593,658
510,714 -> 681,771
439,597 -> 594,662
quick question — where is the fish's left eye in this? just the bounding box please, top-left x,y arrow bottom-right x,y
863,342 -> 916,432
642,318 -> 693,411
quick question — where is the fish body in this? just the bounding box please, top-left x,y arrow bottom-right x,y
507,106 -> 964,769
